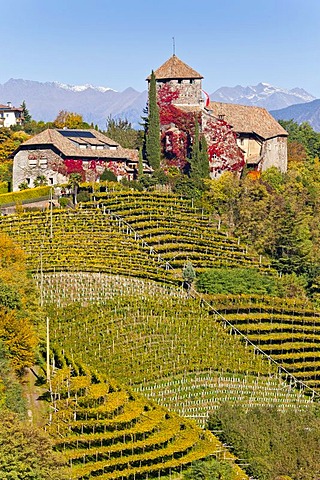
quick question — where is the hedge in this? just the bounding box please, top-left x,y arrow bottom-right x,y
0,186 -> 52,206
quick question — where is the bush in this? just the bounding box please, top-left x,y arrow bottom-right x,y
0,186 -> 51,206
76,191 -> 91,203
196,267 -> 278,295
100,169 -> 117,182
58,197 -> 72,208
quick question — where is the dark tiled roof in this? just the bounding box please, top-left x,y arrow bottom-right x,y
207,102 -> 288,139
15,129 -> 138,160
0,104 -> 23,112
147,55 -> 203,80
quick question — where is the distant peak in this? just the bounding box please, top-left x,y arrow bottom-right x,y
53,81 -> 117,93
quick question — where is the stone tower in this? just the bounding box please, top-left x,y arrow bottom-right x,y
147,55 -> 203,107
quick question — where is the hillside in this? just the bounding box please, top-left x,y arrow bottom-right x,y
271,98 -> 320,131
0,189 -> 319,479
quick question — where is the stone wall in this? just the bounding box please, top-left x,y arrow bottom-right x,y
157,78 -> 202,106
260,136 -> 287,173
12,148 -> 68,191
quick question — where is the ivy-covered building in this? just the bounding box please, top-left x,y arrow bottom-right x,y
12,128 -> 151,191
147,55 -> 288,177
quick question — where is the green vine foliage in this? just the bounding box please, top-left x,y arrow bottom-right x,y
208,404 -> 320,480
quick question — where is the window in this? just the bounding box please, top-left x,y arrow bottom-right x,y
26,178 -> 30,185
39,158 -> 47,168
28,159 -> 37,168
49,177 -> 54,185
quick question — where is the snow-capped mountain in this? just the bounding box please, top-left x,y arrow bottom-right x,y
0,78 -> 317,130
210,83 -> 316,111
54,82 -> 117,93
0,78 -> 147,129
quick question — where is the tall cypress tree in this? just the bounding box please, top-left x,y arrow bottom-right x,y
199,134 -> 210,178
190,118 -> 201,179
146,71 -> 161,170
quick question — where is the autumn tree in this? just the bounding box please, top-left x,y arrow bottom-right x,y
53,110 -> 90,129
0,411 -> 68,479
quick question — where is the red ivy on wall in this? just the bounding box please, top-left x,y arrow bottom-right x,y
203,118 -> 245,174
51,158 -> 112,182
157,84 -> 197,170
157,83 -> 245,175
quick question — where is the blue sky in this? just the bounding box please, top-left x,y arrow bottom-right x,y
2,0 -> 320,96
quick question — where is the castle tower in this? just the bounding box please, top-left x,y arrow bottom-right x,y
147,55 -> 203,107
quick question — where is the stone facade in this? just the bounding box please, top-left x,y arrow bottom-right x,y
157,78 -> 203,107
12,129 -> 150,191
13,148 -> 68,190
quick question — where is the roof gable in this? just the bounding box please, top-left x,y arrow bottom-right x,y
147,55 -> 203,81
207,102 -> 288,139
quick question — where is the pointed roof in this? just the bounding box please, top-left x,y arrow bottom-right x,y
147,55 -> 203,81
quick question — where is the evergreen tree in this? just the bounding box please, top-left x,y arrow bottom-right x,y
199,134 -> 209,178
20,101 -> 31,123
138,147 -> 144,176
190,118 -> 200,179
145,71 -> 161,170
190,119 -> 209,179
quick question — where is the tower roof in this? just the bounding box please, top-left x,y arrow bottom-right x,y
147,55 -> 203,81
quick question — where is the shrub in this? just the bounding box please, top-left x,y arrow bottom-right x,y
0,186 -> 51,206
196,267 -> 278,295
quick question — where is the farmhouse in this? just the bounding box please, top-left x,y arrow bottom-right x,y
149,55 -> 288,176
12,128 -> 151,191
0,102 -> 23,128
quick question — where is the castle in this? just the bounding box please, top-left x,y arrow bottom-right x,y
148,55 -> 288,177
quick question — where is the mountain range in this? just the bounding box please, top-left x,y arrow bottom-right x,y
0,79 -> 148,129
0,78 -> 319,131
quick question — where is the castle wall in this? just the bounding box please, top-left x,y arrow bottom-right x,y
260,136 -> 287,173
157,78 -> 202,106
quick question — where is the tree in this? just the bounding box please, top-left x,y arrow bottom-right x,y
183,261 -> 196,294
145,71 -> 161,170
190,118 -> 201,179
67,172 -> 82,205
20,101 -> 32,123
183,459 -> 233,480
53,111 -> 90,129
105,116 -> 143,149
33,175 -> 47,187
138,147 -> 144,176
200,134 -> 209,178
0,410 -> 68,479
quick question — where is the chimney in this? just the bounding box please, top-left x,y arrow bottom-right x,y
7,101 -> 12,108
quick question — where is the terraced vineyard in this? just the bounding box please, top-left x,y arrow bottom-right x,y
93,191 -> 272,275
36,272 -> 314,427
47,362 -> 248,479
0,208 -> 172,282
0,191 -> 273,283
1,191 -> 319,477
204,294 -> 320,393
